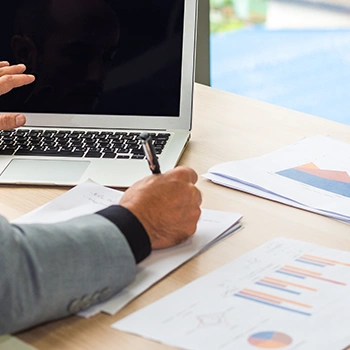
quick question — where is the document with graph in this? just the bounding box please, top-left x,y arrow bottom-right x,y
203,135 -> 350,224
112,237 -> 350,350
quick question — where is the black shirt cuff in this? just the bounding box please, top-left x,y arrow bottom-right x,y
96,205 -> 151,263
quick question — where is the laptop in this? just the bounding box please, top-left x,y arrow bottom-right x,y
0,0 -> 197,187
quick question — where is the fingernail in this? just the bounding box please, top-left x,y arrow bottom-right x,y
16,115 -> 25,127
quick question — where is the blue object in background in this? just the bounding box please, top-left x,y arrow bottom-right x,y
210,28 -> 350,125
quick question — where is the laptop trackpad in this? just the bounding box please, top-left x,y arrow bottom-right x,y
0,159 -> 90,183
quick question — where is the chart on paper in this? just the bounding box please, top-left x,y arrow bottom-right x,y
204,136 -> 350,223
248,331 -> 292,349
277,162 -> 350,198
113,238 -> 350,350
233,252 -> 349,318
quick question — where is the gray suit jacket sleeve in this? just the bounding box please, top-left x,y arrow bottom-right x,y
0,214 -> 137,335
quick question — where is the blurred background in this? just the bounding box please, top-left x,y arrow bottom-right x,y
209,0 -> 350,125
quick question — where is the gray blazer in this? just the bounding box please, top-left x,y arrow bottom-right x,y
0,214 -> 136,335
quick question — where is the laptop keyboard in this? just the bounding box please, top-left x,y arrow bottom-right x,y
0,129 -> 170,159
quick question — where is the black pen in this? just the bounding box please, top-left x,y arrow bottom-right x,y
139,132 -> 161,174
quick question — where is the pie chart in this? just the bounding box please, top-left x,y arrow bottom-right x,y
248,331 -> 292,348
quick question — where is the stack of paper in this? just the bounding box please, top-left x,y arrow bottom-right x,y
113,237 -> 350,350
203,135 -> 350,224
14,180 -> 243,317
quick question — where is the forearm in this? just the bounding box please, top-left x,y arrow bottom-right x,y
0,214 -> 137,335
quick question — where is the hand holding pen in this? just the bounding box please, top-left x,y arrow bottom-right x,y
120,165 -> 202,249
118,132 -> 203,249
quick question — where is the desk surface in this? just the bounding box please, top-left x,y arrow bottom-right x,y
2,83 -> 350,350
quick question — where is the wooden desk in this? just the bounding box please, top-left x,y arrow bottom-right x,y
2,84 -> 350,349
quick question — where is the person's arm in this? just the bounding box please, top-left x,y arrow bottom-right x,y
0,166 -> 201,335
0,210 -> 146,335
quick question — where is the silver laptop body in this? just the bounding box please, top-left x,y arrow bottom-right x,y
0,0 -> 197,187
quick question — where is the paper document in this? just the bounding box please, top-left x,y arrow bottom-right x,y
0,335 -> 36,350
203,135 -> 350,224
113,237 -> 350,350
14,180 -> 242,317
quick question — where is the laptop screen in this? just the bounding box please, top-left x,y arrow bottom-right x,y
0,0 -> 185,117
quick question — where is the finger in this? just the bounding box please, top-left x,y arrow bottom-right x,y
0,114 -> 26,130
194,187 -> 203,206
0,61 -> 10,68
165,166 -> 198,184
0,74 -> 35,95
0,63 -> 26,77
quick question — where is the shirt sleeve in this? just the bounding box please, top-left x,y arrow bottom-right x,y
96,205 -> 151,263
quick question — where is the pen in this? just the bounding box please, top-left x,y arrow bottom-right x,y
139,132 -> 161,174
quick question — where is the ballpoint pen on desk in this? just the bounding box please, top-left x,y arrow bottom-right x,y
139,132 -> 161,174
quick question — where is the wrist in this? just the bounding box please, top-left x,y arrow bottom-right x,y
96,205 -> 151,263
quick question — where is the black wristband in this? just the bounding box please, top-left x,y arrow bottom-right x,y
96,205 -> 151,263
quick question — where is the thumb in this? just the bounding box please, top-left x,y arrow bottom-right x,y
0,114 -> 26,130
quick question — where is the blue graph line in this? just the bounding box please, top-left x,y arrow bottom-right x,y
296,259 -> 326,267
276,270 -> 306,279
255,282 -> 300,295
234,294 -> 312,316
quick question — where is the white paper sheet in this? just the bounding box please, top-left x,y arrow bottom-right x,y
204,173 -> 350,224
14,180 -> 243,317
0,335 -> 36,350
13,180 -> 124,224
113,237 -> 350,350
203,135 -> 350,223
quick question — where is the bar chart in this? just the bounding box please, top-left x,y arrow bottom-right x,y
113,238 -> 350,350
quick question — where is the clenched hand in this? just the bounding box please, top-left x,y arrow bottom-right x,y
120,166 -> 202,249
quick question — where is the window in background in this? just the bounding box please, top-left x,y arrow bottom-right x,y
210,0 -> 350,125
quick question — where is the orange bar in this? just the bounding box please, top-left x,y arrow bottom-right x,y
239,290 -> 281,305
243,288 -> 312,308
260,279 -> 286,287
299,256 -> 334,266
264,276 -> 317,291
304,254 -> 350,267
283,265 -> 322,276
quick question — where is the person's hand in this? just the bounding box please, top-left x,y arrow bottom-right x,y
120,166 -> 202,249
0,61 -> 35,130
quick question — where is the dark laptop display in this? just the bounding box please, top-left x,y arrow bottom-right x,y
0,0 -> 184,117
